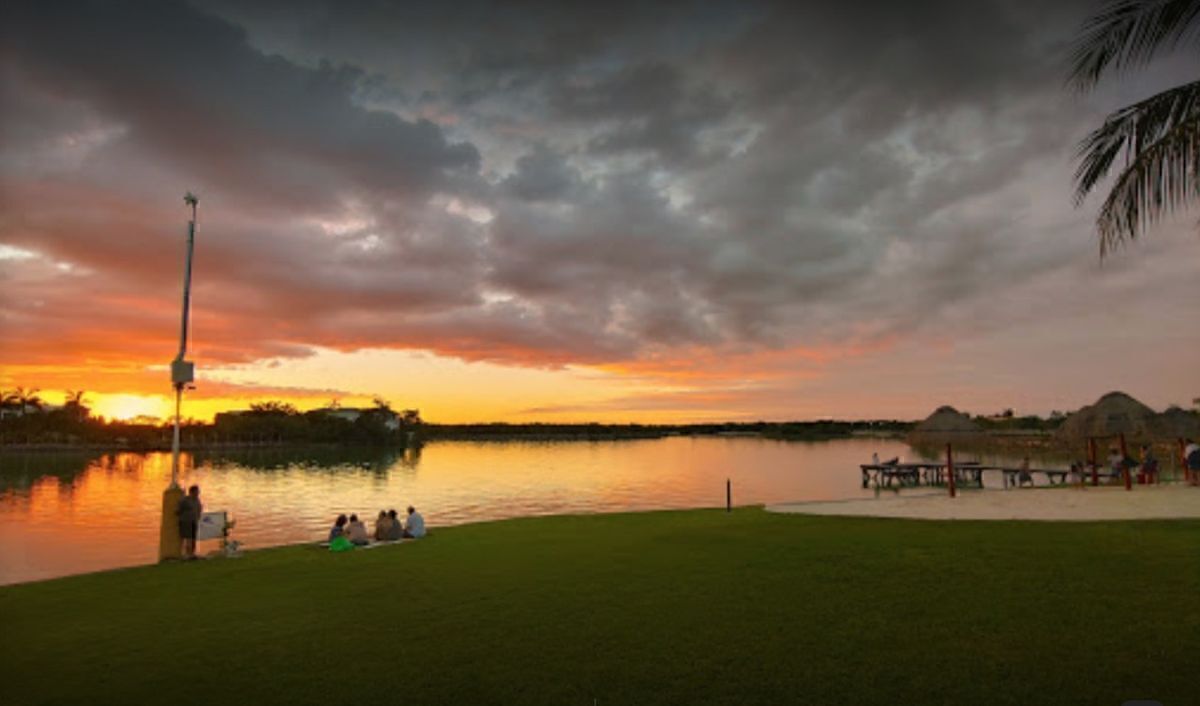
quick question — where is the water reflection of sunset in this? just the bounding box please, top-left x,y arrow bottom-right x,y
2,437 -> 1047,585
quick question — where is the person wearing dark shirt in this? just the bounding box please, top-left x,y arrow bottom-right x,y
385,509 -> 404,540
374,510 -> 393,541
329,514 -> 348,542
176,485 -> 202,559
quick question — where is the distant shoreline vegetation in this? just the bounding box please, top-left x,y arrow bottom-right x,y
0,411 -> 916,450
0,387 -> 920,449
5,387 -> 1194,453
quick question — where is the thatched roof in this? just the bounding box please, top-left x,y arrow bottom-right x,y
914,405 -> 982,433
908,406 -> 987,446
1056,391 -> 1157,440
1154,406 -> 1200,439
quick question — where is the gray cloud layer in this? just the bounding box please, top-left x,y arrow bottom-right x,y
1,0 -> 1196,402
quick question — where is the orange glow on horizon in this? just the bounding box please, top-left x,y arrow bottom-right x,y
90,393 -> 171,422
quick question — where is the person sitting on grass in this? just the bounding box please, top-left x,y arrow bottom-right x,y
403,506 -> 426,539
385,509 -> 404,540
329,514 -> 348,542
346,514 -> 370,546
374,510 -> 393,541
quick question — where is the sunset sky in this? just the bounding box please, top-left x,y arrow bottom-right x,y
1,0 -> 1197,424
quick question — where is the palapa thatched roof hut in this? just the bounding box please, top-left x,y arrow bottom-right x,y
1056,391 -> 1157,441
1154,406 -> 1200,439
908,405 -> 985,444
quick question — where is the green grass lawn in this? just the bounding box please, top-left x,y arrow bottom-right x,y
2,508 -> 1197,705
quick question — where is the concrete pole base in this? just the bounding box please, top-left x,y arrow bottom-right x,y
159,484 -> 184,562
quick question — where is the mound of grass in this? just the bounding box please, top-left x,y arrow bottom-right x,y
2,508 -> 1196,705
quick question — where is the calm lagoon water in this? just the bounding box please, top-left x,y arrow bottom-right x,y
0,436 -> 1042,585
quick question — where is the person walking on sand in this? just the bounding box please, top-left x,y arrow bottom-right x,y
403,506 -> 426,539
176,485 -> 202,559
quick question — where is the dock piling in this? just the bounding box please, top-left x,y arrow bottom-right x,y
1088,438 -> 1098,486
1120,432 -> 1131,491
946,443 -> 956,498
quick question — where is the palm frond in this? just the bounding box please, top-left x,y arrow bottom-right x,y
1075,78 -> 1200,204
1094,111 -> 1200,255
1069,0 -> 1200,91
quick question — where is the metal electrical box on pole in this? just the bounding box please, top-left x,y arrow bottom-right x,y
160,192 -> 199,562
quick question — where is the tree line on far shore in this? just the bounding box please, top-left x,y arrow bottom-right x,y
0,389 -> 422,448
3,384 -> 1093,449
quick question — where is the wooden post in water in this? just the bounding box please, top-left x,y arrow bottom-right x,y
946,443 -> 956,498
726,478 -> 731,512
1120,432 -> 1131,491
1088,438 -> 1098,486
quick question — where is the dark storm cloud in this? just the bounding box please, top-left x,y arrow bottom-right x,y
3,0 -> 1194,381
2,0 -> 480,214
500,145 -> 583,202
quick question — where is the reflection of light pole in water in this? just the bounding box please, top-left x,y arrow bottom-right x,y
159,192 -> 198,561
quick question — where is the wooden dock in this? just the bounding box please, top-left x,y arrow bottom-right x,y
860,461 -> 983,489
859,462 -> 1122,490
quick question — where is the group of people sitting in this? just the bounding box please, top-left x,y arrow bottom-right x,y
1061,444 -> 1165,485
328,506 -> 426,547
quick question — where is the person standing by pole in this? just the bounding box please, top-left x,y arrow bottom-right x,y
177,485 -> 202,559
159,193 -> 199,562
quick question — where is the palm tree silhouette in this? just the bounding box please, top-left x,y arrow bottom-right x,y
1070,0 -> 1200,257
7,387 -> 44,416
64,389 -> 90,421
0,389 -> 18,417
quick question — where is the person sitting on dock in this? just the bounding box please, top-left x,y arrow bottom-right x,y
385,509 -> 404,540
1017,457 -> 1033,488
346,514 -> 370,546
403,506 -> 426,539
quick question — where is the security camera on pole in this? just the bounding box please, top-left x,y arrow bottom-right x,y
159,192 -> 199,562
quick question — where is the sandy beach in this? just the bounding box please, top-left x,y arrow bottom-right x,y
766,484 -> 1200,521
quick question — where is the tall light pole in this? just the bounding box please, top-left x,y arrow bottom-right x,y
159,192 -> 198,561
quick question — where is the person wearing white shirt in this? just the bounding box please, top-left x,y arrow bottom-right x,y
403,506 -> 426,539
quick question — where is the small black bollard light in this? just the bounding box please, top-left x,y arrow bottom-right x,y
726,478 -> 731,512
